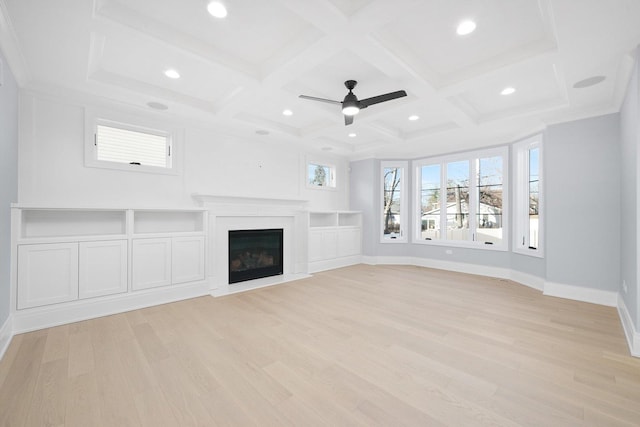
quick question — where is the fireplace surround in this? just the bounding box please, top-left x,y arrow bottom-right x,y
193,194 -> 311,295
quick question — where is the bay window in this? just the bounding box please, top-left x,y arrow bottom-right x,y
414,147 -> 508,250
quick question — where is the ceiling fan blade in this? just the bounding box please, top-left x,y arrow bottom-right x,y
359,90 -> 407,108
299,95 -> 342,105
344,115 -> 354,126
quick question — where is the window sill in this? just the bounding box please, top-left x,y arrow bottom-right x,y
411,238 -> 508,252
512,247 -> 544,258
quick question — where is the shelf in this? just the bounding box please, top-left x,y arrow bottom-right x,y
21,209 -> 126,238
134,210 -> 204,234
338,212 -> 361,227
309,212 -> 337,228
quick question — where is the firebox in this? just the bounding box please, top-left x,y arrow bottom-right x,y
228,229 -> 284,284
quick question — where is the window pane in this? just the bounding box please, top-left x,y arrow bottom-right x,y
446,161 -> 470,241
420,164 -> 440,240
529,148 -> 539,249
383,167 -> 402,239
308,163 -> 335,188
96,125 -> 168,168
476,156 -> 503,245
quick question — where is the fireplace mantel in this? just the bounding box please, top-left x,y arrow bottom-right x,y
192,194 -> 308,216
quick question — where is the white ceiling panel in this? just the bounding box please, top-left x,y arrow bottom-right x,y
3,0 -> 640,158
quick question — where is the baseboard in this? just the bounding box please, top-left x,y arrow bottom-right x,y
617,295 -> 640,357
363,255 -> 611,304
12,280 -> 211,334
543,281 -> 618,307
309,255 -> 363,273
0,315 -> 12,362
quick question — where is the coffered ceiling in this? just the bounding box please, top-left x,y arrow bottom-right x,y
1,0 -> 639,158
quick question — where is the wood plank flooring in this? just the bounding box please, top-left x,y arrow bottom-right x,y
1,264 -> 639,426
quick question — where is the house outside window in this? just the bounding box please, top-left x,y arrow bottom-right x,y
414,147 -> 508,250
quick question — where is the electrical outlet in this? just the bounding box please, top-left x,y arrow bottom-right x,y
445,249 -> 453,255
622,280 -> 628,294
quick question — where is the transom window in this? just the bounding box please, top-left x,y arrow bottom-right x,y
85,110 -> 180,175
307,163 -> 336,188
95,123 -> 170,168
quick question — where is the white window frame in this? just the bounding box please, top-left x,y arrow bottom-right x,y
381,160 -> 408,243
513,135 -> 543,257
412,146 -> 509,251
306,161 -> 337,190
84,109 -> 182,175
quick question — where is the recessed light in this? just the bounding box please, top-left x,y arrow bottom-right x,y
456,20 -> 476,36
573,75 -> 606,89
408,115 -> 420,121
207,1 -> 227,18
164,69 -> 180,79
255,130 -> 270,136
321,146 -> 333,151
348,133 -> 357,138
282,109 -> 293,116
147,101 -> 168,110
501,87 -> 516,95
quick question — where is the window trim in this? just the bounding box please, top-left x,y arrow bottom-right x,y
84,109 -> 182,175
306,160 -> 337,190
381,160 -> 408,243
412,146 -> 509,251
513,135 -> 544,258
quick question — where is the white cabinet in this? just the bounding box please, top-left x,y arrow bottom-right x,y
172,236 -> 205,284
79,240 -> 128,299
309,229 -> 338,262
338,228 -> 361,257
132,236 -> 206,290
13,207 -> 207,313
17,240 -> 129,309
308,211 -> 362,272
17,243 -> 79,309
132,238 -> 172,291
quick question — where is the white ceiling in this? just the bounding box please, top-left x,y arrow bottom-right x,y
1,0 -> 639,159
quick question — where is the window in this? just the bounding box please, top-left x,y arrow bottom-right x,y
96,124 -> 170,168
414,147 -> 508,250
514,135 -> 543,256
381,161 -> 408,242
85,110 -> 180,175
307,163 -> 336,188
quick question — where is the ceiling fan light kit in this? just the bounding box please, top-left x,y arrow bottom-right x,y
300,80 -> 407,126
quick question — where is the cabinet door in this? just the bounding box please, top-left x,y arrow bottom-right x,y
132,238 -> 172,290
17,243 -> 79,309
79,240 -> 128,299
172,236 -> 205,284
309,229 -> 338,261
338,228 -> 362,257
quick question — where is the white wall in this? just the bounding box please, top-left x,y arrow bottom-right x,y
17,91 -> 349,211
0,50 -> 19,326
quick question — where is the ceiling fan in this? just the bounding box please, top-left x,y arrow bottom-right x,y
299,80 -> 407,126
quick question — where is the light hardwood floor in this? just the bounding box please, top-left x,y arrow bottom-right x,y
1,264 -> 639,426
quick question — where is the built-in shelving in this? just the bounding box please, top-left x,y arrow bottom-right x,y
308,211 -> 362,273
11,205 -> 208,327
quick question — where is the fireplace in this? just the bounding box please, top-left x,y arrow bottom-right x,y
228,229 -> 284,284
